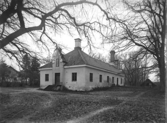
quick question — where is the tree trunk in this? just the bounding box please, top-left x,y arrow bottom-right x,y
159,66 -> 165,92
165,0 -> 167,121
159,49 -> 165,92
159,0 -> 166,92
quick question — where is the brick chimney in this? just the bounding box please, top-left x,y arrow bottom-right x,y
109,50 -> 120,69
110,50 -> 115,62
74,38 -> 82,50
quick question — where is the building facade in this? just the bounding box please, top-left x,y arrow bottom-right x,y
39,38 -> 124,91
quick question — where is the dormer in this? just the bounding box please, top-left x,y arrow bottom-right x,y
52,47 -> 66,68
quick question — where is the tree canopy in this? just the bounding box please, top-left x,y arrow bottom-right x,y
21,54 -> 40,86
0,0 -> 112,64
0,60 -> 9,82
103,0 -> 166,91
0,0 -> 166,91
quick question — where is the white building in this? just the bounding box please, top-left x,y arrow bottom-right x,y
39,38 -> 124,91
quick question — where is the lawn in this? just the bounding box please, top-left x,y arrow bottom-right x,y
0,87 -> 165,123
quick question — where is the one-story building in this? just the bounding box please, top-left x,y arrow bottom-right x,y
39,38 -> 124,91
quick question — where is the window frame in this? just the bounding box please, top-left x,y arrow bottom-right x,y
112,77 -> 114,83
45,74 -> 49,81
72,72 -> 77,82
117,78 -> 119,85
90,73 -> 93,82
56,58 -> 59,67
107,76 -> 109,83
99,75 -> 102,82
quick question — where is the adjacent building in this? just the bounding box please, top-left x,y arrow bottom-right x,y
39,38 -> 124,91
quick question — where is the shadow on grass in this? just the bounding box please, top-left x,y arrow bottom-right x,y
41,85 -> 118,95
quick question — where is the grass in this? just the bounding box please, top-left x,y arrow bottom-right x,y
85,89 -> 165,123
0,92 -> 50,122
0,87 -> 165,123
85,99 -> 165,123
29,95 -> 122,122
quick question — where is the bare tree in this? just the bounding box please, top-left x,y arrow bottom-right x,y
103,0 -> 166,91
1,0 -> 165,91
90,52 -> 108,62
0,60 -> 9,83
0,0 -> 111,66
118,49 -> 151,86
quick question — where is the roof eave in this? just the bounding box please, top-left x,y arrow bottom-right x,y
39,68 -> 52,71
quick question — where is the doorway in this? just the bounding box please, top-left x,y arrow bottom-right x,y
55,73 -> 60,85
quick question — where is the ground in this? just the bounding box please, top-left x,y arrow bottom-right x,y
0,87 -> 165,123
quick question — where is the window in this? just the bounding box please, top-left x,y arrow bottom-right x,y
90,73 -> 93,82
56,58 -> 59,67
72,73 -> 77,81
99,75 -> 102,82
45,74 -> 49,81
107,76 -> 109,83
117,78 -> 119,85
121,78 -> 122,84
112,77 -> 114,83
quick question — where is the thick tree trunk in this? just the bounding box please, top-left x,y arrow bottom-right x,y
159,65 -> 165,92
159,49 -> 166,92
159,0 -> 166,92
164,0 -> 167,121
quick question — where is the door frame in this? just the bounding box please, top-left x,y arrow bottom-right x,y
55,73 -> 60,85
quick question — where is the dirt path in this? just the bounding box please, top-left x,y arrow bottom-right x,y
65,91 -> 146,123
0,88 -> 148,123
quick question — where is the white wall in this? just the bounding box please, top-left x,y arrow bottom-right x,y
64,67 -> 86,91
52,49 -> 65,85
40,69 -> 53,89
39,65 -> 124,90
84,67 -> 124,90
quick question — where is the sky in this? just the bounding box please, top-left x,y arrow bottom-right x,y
1,0 -> 117,68
0,0 -> 158,81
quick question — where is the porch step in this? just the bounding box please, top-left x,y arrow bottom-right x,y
40,85 -> 48,89
44,85 -> 63,91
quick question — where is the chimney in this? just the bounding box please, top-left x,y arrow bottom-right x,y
110,50 -> 115,62
74,38 -> 81,50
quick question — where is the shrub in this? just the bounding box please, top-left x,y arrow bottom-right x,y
0,81 -> 26,87
91,86 -> 112,91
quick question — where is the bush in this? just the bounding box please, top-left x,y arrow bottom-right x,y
44,85 -> 67,91
43,85 -> 117,92
0,82 -> 11,87
91,86 -> 112,91
0,81 -> 26,87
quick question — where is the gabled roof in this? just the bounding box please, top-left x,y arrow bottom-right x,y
40,48 -> 121,74
40,62 -> 52,69
63,48 -> 86,66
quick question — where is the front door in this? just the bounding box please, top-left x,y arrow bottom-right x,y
55,73 -> 60,85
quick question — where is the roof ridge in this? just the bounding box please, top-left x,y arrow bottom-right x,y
40,62 -> 52,69
80,51 -> 121,73
39,48 -> 121,74
81,50 -> 110,65
78,50 -> 88,65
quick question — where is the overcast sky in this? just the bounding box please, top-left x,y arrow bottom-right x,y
2,0 -> 122,68
0,0 -> 157,81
